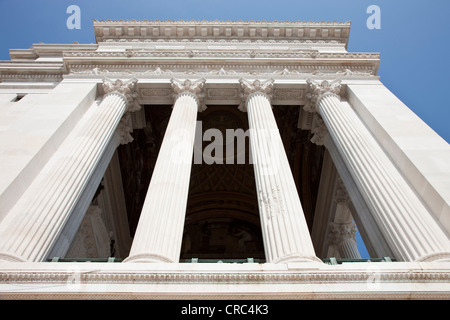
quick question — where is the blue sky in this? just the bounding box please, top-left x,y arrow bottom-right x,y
1,0 -> 449,259
0,0 -> 449,144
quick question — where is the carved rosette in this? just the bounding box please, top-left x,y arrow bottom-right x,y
170,78 -> 207,111
304,79 -> 342,146
238,78 -> 274,112
102,77 -> 140,112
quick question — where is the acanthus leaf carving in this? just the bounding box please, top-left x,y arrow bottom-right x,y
170,77 -> 207,111
303,78 -> 342,146
238,78 -> 274,112
102,78 -> 141,145
304,78 -> 342,113
102,77 -> 140,112
327,221 -> 358,246
116,113 -> 134,145
310,113 -> 328,146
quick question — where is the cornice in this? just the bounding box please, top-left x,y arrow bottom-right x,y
93,19 -> 351,25
93,20 -> 351,47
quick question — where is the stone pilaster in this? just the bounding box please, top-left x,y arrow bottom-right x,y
306,79 -> 450,262
124,78 -> 205,263
239,78 -> 321,263
0,78 -> 138,262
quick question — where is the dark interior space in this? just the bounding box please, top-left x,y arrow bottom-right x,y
117,104 -> 324,261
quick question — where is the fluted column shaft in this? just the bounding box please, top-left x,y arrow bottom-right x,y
240,79 -> 320,263
328,221 -> 361,259
310,80 -> 450,262
0,79 -> 137,262
125,79 -> 205,263
338,238 -> 361,259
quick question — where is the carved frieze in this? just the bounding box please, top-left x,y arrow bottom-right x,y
64,50 -> 379,61
3,267 -> 450,288
139,88 -> 171,97
272,88 -> 304,101
207,88 -> 239,100
67,65 -> 377,80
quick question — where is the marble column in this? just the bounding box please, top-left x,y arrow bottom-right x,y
239,78 -> 321,263
306,79 -> 450,262
0,78 -> 139,262
327,178 -> 361,259
124,78 -> 206,263
328,222 -> 361,259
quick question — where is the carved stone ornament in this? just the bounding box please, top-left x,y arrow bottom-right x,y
259,186 -> 285,220
334,177 -> 350,204
102,77 -> 140,112
310,113 -> 328,146
327,221 -> 358,246
117,113 -> 134,145
238,78 -> 274,112
170,77 -> 207,111
304,78 -> 342,113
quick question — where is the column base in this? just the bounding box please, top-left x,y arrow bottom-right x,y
270,253 -> 323,264
123,253 -> 175,263
0,252 -> 28,263
416,252 -> 450,262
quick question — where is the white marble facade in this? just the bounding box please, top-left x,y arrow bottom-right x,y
0,20 -> 449,299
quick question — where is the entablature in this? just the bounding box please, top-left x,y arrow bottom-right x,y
85,77 -> 363,107
0,20 -> 380,84
94,20 -> 352,48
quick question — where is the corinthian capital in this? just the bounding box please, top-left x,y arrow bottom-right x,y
238,78 -> 274,112
327,221 -> 358,246
170,78 -> 206,111
102,77 -> 140,112
304,79 -> 342,113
